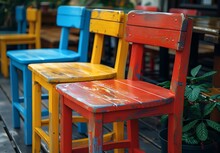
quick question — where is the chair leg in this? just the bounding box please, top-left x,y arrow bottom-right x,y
48,86 -> 59,153
127,119 -> 139,153
168,114 -> 182,153
36,37 -> 41,49
23,67 -> 32,145
60,98 -> 72,153
88,114 -> 103,153
0,41 -> 9,77
32,76 -> 42,153
113,121 -> 125,153
10,62 -> 20,128
77,122 -> 87,134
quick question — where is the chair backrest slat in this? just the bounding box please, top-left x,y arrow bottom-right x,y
26,7 -> 41,38
126,11 -> 188,50
57,6 -> 86,28
15,6 -> 26,34
90,9 -> 129,79
135,5 -> 159,12
56,6 -> 91,62
126,10 -> 193,94
90,10 -> 125,37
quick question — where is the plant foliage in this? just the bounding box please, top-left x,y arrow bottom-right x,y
160,65 -> 220,145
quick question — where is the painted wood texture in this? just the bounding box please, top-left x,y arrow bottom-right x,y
29,9 -> 128,153
126,10 -> 188,50
135,5 -> 159,11
0,8 -> 41,77
57,6 -> 86,28
58,11 -> 193,153
90,10 -> 125,37
6,6 -> 91,147
0,34 -> 35,40
28,63 -> 117,82
56,80 -> 174,112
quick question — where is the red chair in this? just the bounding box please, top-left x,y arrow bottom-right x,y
135,5 -> 159,73
169,8 -> 198,16
135,5 -> 159,11
57,10 -> 193,153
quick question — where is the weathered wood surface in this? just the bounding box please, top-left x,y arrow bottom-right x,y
0,74 -> 161,153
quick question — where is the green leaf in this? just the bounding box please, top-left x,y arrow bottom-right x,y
190,65 -> 202,77
160,115 -> 168,124
210,94 -> 220,100
199,71 -> 217,79
157,81 -> 170,89
196,122 -> 208,141
187,87 -> 200,102
206,120 -> 220,132
183,120 -> 198,132
204,103 -> 216,117
182,133 -> 199,144
189,103 -> 202,119
185,86 -> 192,97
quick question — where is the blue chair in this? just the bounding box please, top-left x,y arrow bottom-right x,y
7,6 -> 91,145
0,5 -> 26,50
0,5 -> 26,35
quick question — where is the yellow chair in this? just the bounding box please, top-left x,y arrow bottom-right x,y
28,9 -> 129,153
0,7 -> 41,77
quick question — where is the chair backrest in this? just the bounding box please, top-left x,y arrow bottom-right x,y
26,7 -> 41,47
135,5 -> 159,11
56,6 -> 91,62
89,9 -> 129,79
15,5 -> 26,34
126,10 -> 193,95
169,8 -> 198,16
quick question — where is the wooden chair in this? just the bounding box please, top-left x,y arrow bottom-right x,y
169,8 -> 198,16
135,5 -> 159,11
6,6 -> 91,145
0,7 -> 41,77
0,6 -> 26,35
135,5 -> 160,74
56,10 -> 193,153
28,9 -> 128,153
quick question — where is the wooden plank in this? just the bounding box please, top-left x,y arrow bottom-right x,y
0,74 -> 32,153
0,74 -> 162,153
0,116 -> 16,153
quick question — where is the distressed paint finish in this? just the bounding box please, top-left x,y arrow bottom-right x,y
126,11 -> 188,50
28,63 -> 117,83
0,8 -> 41,77
6,6 -> 91,147
29,9 -> 129,153
57,11 -> 193,153
56,80 -> 174,113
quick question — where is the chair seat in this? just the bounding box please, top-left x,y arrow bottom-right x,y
56,80 -> 174,113
7,49 -> 80,64
28,63 -> 117,83
0,34 -> 35,40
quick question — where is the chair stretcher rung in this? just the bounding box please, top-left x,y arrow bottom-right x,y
13,102 -> 25,116
72,132 -> 114,147
35,127 -> 49,145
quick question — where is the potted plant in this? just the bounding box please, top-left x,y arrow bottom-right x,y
159,65 -> 220,153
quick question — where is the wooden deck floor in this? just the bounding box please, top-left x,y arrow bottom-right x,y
0,73 -> 162,153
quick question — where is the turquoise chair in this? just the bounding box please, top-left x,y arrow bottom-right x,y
0,5 -> 26,35
7,6 -> 90,145
0,5 -> 26,50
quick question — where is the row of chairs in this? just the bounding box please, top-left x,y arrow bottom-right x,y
1,6 -> 193,153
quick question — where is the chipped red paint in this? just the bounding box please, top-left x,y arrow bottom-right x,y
57,10 -> 193,153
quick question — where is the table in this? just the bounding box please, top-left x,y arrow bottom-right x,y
159,16 -> 220,87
